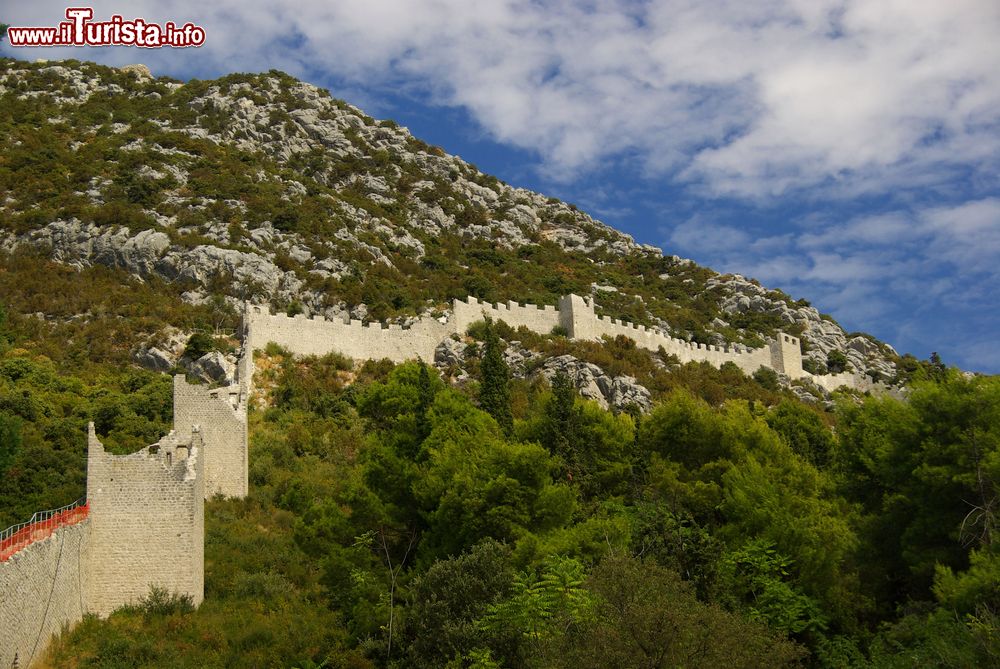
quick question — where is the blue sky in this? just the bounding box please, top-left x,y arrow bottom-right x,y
4,1 -> 999,373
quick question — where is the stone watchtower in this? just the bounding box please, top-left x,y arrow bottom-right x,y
558,294 -> 599,340
769,332 -> 804,379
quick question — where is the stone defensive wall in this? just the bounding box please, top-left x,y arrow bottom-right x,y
0,517 -> 90,669
173,375 -> 248,498
243,294 -> 786,377
85,425 -> 204,617
244,305 -> 453,363
0,426 -> 205,668
555,294 -> 778,377
244,293 -> 881,393
452,296 -> 563,336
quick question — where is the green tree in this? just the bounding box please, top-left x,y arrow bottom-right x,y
753,366 -> 781,391
413,389 -> 575,559
719,539 -> 828,638
478,555 -> 593,657
539,554 -> 804,668
0,412 -> 21,473
545,371 -> 578,464
826,350 -> 848,374
183,332 -> 215,360
416,359 -> 434,441
0,304 -> 10,346
834,373 -> 1000,606
401,540 -> 518,669
766,401 -> 836,469
479,317 -> 513,435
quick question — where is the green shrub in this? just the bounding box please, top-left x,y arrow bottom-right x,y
753,366 -> 781,391
183,332 -> 215,360
826,350 -> 849,374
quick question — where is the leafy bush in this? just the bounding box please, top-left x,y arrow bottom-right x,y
183,332 -> 216,360
826,350 -> 849,374
753,366 -> 781,391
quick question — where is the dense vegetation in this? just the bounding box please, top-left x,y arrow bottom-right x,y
1,272 -> 996,667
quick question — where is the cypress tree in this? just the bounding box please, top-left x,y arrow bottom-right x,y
545,370 -> 577,462
416,359 -> 434,441
479,317 -> 513,435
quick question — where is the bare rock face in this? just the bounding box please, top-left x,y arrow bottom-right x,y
8,220 -> 170,277
540,355 -> 652,412
189,351 -> 236,385
120,64 -> 152,80
432,339 -> 652,412
134,346 -> 175,372
434,337 -> 468,369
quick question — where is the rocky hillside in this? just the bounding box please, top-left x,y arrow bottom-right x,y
0,57 -> 905,392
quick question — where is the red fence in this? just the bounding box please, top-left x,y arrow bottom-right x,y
0,499 -> 89,561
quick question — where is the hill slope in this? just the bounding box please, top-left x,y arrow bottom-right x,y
0,57 -> 904,387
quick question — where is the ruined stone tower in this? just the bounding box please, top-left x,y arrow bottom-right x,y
173,374 -> 248,499
1,426 -> 205,667
84,424 -> 205,616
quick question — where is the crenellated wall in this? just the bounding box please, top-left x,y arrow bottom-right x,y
245,306 -> 452,363
453,296 -> 562,336
560,294 -> 777,377
244,293 -> 882,392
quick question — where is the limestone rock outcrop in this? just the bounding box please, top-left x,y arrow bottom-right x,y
189,351 -> 237,386
710,274 -> 898,381
0,60 -> 905,384
538,355 -> 652,412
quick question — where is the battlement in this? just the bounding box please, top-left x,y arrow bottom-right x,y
245,301 -> 452,362
241,293 -> 885,392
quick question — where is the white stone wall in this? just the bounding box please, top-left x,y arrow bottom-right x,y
452,296 -> 562,335
85,426 -> 204,618
245,306 -> 451,363
173,375 -> 248,498
242,294 -> 890,393
808,370 -> 886,394
237,341 -> 255,405
0,520 -> 91,669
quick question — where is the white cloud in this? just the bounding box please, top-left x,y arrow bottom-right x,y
7,0 -> 998,198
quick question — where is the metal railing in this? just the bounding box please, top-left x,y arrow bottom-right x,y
0,497 -> 89,561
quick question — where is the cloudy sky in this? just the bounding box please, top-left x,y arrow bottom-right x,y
5,1 -> 999,372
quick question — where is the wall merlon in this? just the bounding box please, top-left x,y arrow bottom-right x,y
245,295 -> 864,394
